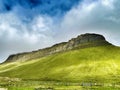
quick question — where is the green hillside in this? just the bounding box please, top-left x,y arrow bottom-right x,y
0,45 -> 120,83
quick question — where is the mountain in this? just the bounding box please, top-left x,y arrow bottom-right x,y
5,33 -> 110,63
0,33 -> 120,83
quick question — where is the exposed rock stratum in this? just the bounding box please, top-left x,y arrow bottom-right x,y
5,33 -> 111,63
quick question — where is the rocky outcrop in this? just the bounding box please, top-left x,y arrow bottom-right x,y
5,33 -> 111,63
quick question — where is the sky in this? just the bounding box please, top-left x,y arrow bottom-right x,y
0,0 -> 120,62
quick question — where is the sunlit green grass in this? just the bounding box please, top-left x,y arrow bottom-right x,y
0,45 -> 120,83
0,45 -> 120,89
8,87 -> 33,90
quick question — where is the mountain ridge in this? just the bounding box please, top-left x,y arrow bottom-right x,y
4,33 -> 111,63
1,33 -> 120,84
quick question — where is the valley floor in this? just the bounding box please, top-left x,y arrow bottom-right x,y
0,78 -> 120,90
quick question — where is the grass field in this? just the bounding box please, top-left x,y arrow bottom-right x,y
0,79 -> 120,90
0,45 -> 120,89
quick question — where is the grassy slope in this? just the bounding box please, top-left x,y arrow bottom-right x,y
0,45 -> 120,82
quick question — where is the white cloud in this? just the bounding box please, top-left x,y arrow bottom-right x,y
101,0 -> 114,8
59,0 -> 120,46
0,12 -> 55,62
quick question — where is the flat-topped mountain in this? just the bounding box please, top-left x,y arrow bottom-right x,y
1,33 -> 120,84
5,33 -> 111,63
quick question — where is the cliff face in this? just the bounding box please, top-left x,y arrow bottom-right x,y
5,33 -> 110,63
